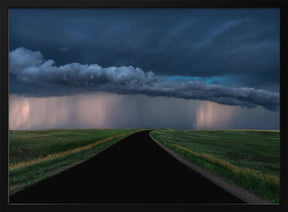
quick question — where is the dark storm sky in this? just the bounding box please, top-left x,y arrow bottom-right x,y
9,9 -> 280,110
9,8 -> 279,83
8,9 -> 280,130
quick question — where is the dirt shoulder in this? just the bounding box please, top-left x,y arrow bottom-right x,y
149,132 -> 272,205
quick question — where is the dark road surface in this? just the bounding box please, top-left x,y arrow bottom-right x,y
10,131 -> 244,204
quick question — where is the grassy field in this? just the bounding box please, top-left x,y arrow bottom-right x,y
150,129 -> 280,203
9,129 -> 142,195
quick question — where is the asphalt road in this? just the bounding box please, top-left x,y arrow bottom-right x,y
10,130 -> 244,204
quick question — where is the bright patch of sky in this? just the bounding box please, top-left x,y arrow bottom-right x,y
165,75 -> 240,86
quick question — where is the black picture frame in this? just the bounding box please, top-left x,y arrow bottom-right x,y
1,0 -> 287,212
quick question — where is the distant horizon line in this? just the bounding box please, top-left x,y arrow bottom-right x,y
8,128 -> 280,131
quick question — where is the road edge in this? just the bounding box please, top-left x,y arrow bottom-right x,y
149,131 -> 273,205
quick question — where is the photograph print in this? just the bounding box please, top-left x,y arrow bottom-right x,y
8,8 -> 280,204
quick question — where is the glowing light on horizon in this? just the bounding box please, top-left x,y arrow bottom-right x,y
9,93 -> 278,130
196,101 -> 236,129
9,93 -> 123,130
10,98 -> 31,129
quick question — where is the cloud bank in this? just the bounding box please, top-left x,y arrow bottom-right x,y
9,47 -> 279,111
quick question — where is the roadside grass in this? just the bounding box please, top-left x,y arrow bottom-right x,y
150,129 -> 280,203
10,129 -> 140,166
9,129 -> 141,195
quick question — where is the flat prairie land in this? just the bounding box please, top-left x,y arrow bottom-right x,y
150,129 -> 280,203
9,129 -> 142,195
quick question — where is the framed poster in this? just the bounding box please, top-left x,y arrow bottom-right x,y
1,0 -> 287,212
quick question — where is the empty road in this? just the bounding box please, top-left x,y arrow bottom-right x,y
10,130 -> 243,204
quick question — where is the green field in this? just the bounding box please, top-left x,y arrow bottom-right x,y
150,129 -> 280,203
9,129 -> 142,195
9,128 -> 280,203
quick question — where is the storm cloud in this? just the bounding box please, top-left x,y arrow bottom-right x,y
9,9 -> 279,90
10,47 -> 279,111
